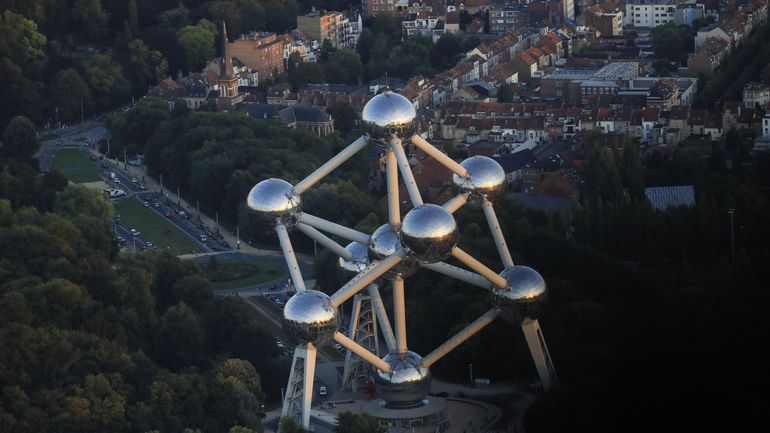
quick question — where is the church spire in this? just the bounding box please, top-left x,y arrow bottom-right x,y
220,21 -> 233,79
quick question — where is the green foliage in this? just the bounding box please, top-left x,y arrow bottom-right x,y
497,82 -> 514,103
326,101 -> 357,136
1,116 -> 40,158
652,23 -> 692,65
279,417 -> 308,433
51,68 -> 94,123
0,9 -> 47,77
85,54 -> 132,112
127,39 -> 169,93
334,411 -> 386,433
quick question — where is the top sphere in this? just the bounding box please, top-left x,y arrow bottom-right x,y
492,266 -> 546,322
452,156 -> 507,207
361,89 -> 419,145
374,351 -> 431,408
246,178 -> 301,228
283,290 -> 340,348
400,204 -> 459,263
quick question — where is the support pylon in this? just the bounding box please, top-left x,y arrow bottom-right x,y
521,318 -> 558,390
280,343 -> 316,430
341,293 -> 379,391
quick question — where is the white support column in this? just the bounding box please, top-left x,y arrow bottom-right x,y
334,331 -> 392,373
296,222 -> 353,260
410,134 -> 469,177
341,293 -> 379,392
367,284 -> 396,353
421,261 -> 493,290
481,199 -> 515,269
299,213 -> 370,244
393,275 -> 407,354
294,135 -> 368,194
421,309 -> 498,368
521,318 -> 558,390
451,247 -> 509,289
280,343 -> 317,430
330,251 -> 405,308
275,224 -> 306,292
389,138 -> 423,207
386,147 -> 401,226
442,193 -> 469,214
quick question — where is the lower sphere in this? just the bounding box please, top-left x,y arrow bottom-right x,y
282,290 -> 340,347
374,351 -> 431,408
368,224 -> 419,279
492,266 -> 546,323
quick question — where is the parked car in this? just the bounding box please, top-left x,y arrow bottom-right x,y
164,211 -> 174,219
154,201 -> 161,208
146,241 -> 153,248
130,229 -> 140,236
131,177 -> 138,183
318,386 -> 327,396
90,155 -> 97,161
199,235 -> 207,242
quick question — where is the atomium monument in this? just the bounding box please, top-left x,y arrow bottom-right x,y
246,88 -> 557,431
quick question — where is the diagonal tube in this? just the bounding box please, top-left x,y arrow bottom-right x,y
294,135 -> 368,194
410,134 -> 469,177
299,213 -> 370,244
330,251 -> 405,308
389,139 -> 424,207
451,247 -> 509,289
295,222 -> 352,260
421,261 -> 493,290
482,199 -> 515,269
334,331 -> 392,373
386,147 -> 401,226
442,193 -> 469,214
275,223 -> 306,292
421,309 -> 498,368
393,275 -> 407,354
367,284 -> 396,353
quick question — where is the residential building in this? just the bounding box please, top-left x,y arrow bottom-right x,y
743,82 -> 770,108
585,1 -> 624,36
625,0 -> 676,28
489,4 -> 529,33
228,32 -> 287,81
297,10 -> 362,49
685,37 -> 728,79
277,101 -> 335,137
674,1 -> 705,26
365,0 -> 409,16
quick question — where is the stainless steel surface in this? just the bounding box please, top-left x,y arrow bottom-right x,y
482,199 -> 515,269
421,261 -> 493,290
400,204 -> 459,263
452,156 -> 506,207
330,251 -> 406,308
375,351 -> 432,408
246,178 -> 301,227
338,241 -> 370,280
369,224 -> 419,279
361,89 -> 419,148
283,290 -> 340,347
493,266 -> 546,322
299,213 -> 370,244
390,138 -> 424,207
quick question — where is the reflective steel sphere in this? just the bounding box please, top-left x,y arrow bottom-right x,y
452,156 -> 507,207
246,178 -> 301,228
368,224 -> 419,279
493,266 -> 546,323
400,204 -> 459,263
337,241 -> 370,282
375,351 -> 431,408
283,290 -> 340,347
361,89 -> 419,148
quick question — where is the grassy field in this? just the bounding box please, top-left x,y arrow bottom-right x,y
206,260 -> 287,290
115,199 -> 201,254
51,148 -> 101,183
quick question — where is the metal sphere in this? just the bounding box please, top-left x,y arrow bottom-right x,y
400,204 -> 459,263
492,266 -> 546,323
452,156 -> 507,208
361,89 -> 419,148
246,178 -> 301,228
368,224 -> 419,279
282,290 -> 340,347
337,241 -> 370,282
374,351 -> 431,408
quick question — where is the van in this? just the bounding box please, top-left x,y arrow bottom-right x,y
200,235 -> 207,242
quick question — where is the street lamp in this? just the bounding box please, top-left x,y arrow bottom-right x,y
728,208 -> 735,259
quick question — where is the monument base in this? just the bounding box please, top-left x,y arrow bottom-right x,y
361,397 -> 449,433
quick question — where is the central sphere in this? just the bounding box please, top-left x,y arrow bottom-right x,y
337,241 -> 370,282
375,351 -> 431,408
361,89 -> 418,147
369,224 -> 419,279
452,156 -> 507,207
283,290 -> 340,348
246,178 -> 301,228
492,266 -> 546,323
400,204 -> 459,263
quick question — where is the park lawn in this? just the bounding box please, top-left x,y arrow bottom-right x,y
51,148 -> 101,183
207,260 -> 287,290
115,199 -> 201,255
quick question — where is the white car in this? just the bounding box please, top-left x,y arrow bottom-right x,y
131,177 -> 138,183
130,229 -> 140,236
319,386 -> 327,396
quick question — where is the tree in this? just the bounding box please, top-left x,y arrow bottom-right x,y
289,62 -> 325,90
320,38 -> 335,62
177,19 -> 217,73
279,417 -> 308,433
71,0 -> 109,42
156,302 -> 207,369
209,359 -> 266,431
498,83 -> 514,103
54,185 -> 113,221
50,68 -> 94,123
128,0 -> 139,34
334,411 -> 386,433
171,275 -> 213,312
621,142 -> 645,198
127,39 -> 168,94
85,54 -> 131,112
0,9 -> 47,77
330,49 -> 363,84
325,101 -> 357,136
1,116 -> 40,158
463,35 -> 482,52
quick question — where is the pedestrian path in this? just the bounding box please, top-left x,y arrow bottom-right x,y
201,250 -> 236,256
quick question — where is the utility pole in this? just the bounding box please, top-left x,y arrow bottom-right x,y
80,98 -> 84,124
123,148 -> 127,170
107,137 -> 110,155
160,174 -> 164,199
177,185 -> 181,209
469,362 -> 474,387
216,212 -> 220,235
729,208 -> 735,260
197,199 -> 201,222
236,225 -> 240,250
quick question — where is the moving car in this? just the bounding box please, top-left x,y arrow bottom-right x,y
143,201 -> 150,207
318,386 -> 327,396
165,211 -> 174,219
130,229 -> 140,236
131,177 -> 138,183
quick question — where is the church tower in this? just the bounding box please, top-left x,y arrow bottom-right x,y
218,21 -> 239,100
